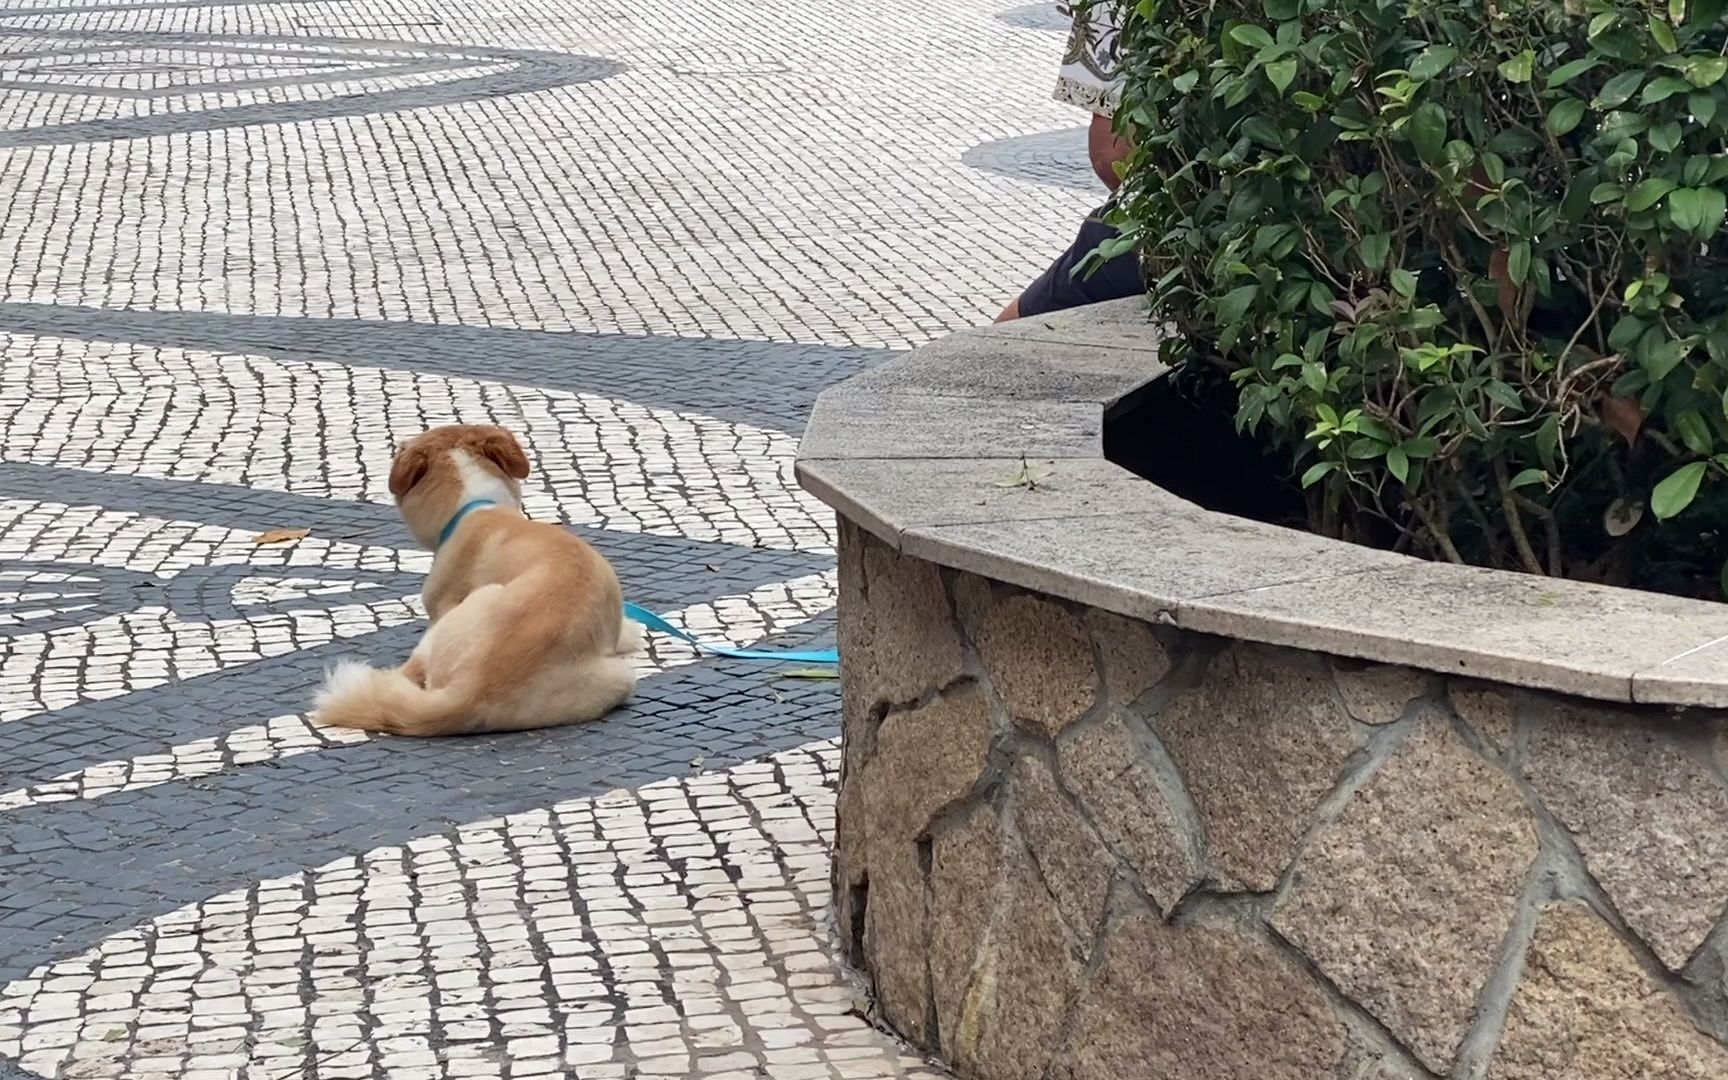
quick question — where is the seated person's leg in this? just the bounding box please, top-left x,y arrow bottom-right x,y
999,207 -> 1141,321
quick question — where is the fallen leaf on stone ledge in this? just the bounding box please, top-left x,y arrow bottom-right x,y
253,528 -> 311,546
993,456 -> 1054,489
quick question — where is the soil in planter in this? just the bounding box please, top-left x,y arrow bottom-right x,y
1105,366 -> 1728,599
1104,365 -> 1307,527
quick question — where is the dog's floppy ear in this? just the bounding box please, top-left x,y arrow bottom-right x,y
479,427 -> 531,480
388,442 -> 431,498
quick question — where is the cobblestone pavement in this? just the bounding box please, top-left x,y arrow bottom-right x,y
0,0 -> 1102,1075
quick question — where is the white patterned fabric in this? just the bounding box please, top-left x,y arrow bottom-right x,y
1054,0 -> 1124,116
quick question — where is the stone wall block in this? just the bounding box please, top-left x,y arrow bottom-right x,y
1521,703 -> 1728,971
1084,608 -> 1171,706
1009,755 -> 1115,947
857,684 -> 995,1040
970,593 -> 1097,738
1330,658 -> 1433,726
1057,711 -> 1201,913
834,778 -> 868,943
838,519 -> 966,730
929,798 -> 1007,1063
1050,905 -> 1349,1080
1152,642 -> 1364,891
1488,902 -> 1728,1079
933,822 -> 1082,1080
1449,684 -> 1520,757
1272,710 -> 1539,1073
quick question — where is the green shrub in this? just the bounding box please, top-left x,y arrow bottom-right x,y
1105,0 -> 1728,595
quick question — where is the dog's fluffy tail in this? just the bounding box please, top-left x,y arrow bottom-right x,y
313,661 -> 472,737
615,618 -> 645,655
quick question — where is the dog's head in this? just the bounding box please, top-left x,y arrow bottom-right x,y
387,425 -> 532,549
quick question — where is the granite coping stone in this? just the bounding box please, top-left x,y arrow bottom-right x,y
799,390 -> 1104,460
834,333 -> 1158,404
794,297 -> 1728,707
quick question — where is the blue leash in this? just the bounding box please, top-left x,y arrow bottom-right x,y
624,601 -> 840,665
436,500 -> 839,665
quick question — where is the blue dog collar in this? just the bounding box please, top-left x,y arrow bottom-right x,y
436,499 -> 498,549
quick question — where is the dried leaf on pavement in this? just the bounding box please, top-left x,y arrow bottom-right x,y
254,528 -> 312,546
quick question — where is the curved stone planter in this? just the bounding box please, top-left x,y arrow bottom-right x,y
795,299 -> 1728,1080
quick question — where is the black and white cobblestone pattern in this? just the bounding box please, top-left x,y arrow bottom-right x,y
0,0 -> 1096,1074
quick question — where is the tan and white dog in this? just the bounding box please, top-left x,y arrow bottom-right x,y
313,424 -> 640,736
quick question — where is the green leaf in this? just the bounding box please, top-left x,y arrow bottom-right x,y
1595,70 -> 1645,108
1650,120 -> 1684,152
1687,56 -> 1728,87
1498,50 -> 1535,83
1230,23 -> 1275,48
1263,0 -> 1300,18
1401,437 -> 1441,459
1301,362 -> 1327,392
1645,337 -> 1691,380
1626,178 -> 1678,211
1173,70 -> 1200,93
1677,409 -> 1717,454
1652,460 -> 1710,520
1700,186 -> 1728,238
1241,116 -> 1282,147
1410,45 -> 1457,81
1547,98 -> 1587,136
1266,57 -> 1298,93
1347,439 -> 1388,459
1693,90 -> 1719,126
1485,382 -> 1524,410
1300,461 -> 1338,488
1360,232 -> 1390,269
1650,15 -> 1680,54
1547,58 -> 1602,88
1217,283 -> 1259,325
1510,468 -> 1547,489
1536,414 -> 1562,472
1642,75 -> 1694,104
1609,314 -> 1648,351
1308,282 -> 1334,316
1508,241 -> 1531,285
1409,102 -> 1447,162
1386,446 -> 1411,483
1671,187 -> 1704,230
1390,267 -> 1418,298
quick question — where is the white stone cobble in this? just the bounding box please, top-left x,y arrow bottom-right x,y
0,0 -> 1098,1073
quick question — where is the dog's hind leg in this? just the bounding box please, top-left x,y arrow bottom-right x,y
477,654 -> 638,733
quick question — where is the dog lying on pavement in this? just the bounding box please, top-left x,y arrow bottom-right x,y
314,424 -> 640,736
